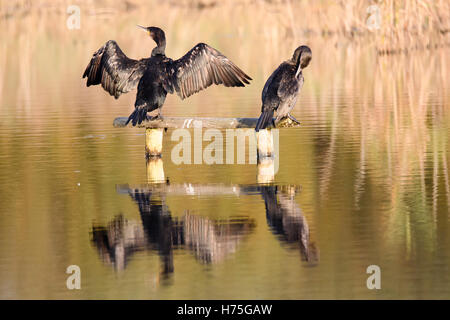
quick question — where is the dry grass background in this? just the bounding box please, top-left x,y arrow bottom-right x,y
1,0 -> 449,52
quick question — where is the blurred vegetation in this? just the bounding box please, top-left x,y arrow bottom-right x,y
1,0 -> 449,53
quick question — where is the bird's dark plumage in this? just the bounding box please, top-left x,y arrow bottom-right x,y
255,45 -> 311,132
83,26 -> 252,126
164,43 -> 251,99
82,40 -> 147,99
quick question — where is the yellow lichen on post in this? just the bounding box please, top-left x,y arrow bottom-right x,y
146,158 -> 165,182
256,129 -> 274,158
145,128 -> 164,157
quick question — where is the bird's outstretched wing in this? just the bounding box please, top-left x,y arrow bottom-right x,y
83,40 -> 146,99
164,43 -> 252,100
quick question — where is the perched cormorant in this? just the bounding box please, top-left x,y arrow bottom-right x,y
83,26 -> 252,126
255,46 -> 312,131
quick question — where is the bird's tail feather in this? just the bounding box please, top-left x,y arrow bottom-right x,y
255,109 -> 274,132
126,107 -> 147,126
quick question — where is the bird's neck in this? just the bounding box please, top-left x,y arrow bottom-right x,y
295,65 -> 302,78
152,41 -> 166,56
289,58 -> 302,78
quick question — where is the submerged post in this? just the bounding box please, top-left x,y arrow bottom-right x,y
257,158 -> 275,183
145,128 -> 164,157
256,129 -> 274,158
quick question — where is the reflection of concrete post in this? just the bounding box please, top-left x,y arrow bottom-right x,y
257,158 -> 275,183
114,244 -> 125,271
256,129 -> 274,158
145,128 -> 164,157
146,158 -> 165,182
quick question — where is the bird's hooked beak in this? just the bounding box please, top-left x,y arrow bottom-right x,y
137,25 -> 152,37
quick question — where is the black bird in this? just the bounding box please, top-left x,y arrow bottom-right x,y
255,46 -> 312,131
83,26 -> 252,126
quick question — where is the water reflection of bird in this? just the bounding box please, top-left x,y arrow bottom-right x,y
255,46 -> 312,131
83,26 -> 252,126
131,190 -> 180,274
91,187 -> 254,273
260,185 -> 318,262
91,215 -> 145,271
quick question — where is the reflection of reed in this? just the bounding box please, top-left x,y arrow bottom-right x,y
261,185 -> 318,263
0,42 -> 6,101
353,104 -> 367,209
16,33 -> 32,112
91,187 -> 255,273
443,150 -> 450,212
311,44 -> 450,230
318,95 -> 338,198
432,121 -> 439,222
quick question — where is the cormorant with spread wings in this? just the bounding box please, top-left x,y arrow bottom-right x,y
83,26 -> 252,126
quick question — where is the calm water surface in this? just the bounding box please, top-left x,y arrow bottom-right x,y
0,21 -> 449,299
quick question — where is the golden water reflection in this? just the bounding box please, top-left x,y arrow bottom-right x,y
91,182 -> 317,275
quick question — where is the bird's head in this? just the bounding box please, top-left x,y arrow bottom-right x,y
137,25 -> 166,46
292,45 -> 312,69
